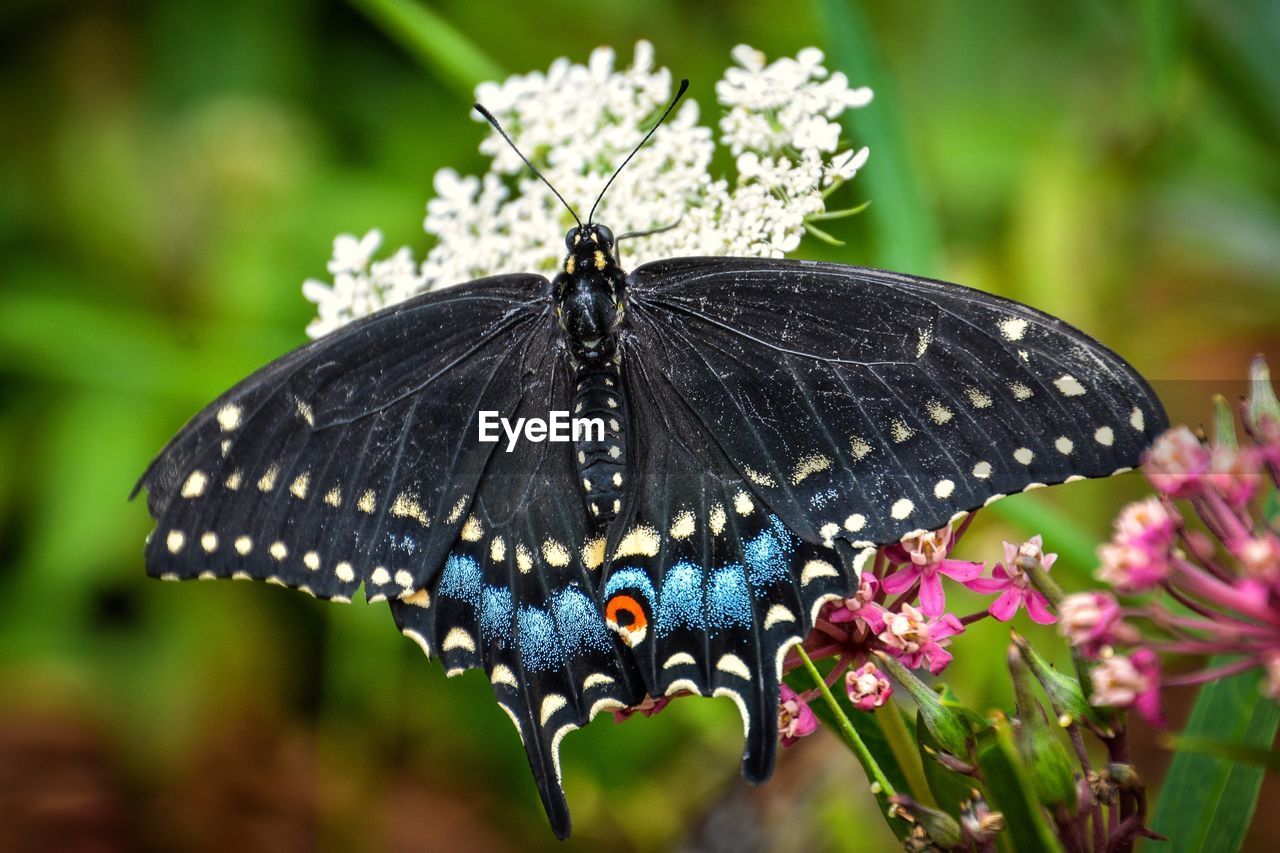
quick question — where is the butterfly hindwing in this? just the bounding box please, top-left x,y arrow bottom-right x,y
626,257 -> 1168,549
605,343 -> 860,785
136,275 -> 550,601
387,342 -> 643,839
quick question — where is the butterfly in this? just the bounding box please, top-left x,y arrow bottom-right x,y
134,80 -> 1167,838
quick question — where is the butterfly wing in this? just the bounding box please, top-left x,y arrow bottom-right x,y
385,342 -> 644,839
625,256 -> 1168,549
604,336 -> 862,788
135,273 -> 641,838
135,274 -> 551,599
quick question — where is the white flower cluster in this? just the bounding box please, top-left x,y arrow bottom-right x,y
303,42 -> 872,338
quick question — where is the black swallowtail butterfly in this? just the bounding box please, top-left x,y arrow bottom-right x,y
134,80 -> 1167,837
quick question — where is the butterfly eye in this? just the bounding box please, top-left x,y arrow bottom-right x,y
565,229 -> 579,250
595,225 -> 614,249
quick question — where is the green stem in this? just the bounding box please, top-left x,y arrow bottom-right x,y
348,0 -> 504,98
796,646 -> 896,797
878,702 -> 936,807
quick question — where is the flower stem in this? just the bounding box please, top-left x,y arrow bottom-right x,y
796,646 -> 897,798
877,696 -> 936,807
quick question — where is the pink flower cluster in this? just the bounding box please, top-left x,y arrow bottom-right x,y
776,517 -> 1063,747
1078,358 -> 1280,723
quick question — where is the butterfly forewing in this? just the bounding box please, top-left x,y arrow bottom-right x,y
137,275 -> 551,599
626,257 -> 1167,549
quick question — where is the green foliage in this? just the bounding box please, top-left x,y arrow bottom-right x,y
1152,666 -> 1280,852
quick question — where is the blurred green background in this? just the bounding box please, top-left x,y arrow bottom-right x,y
2,1 -> 1278,850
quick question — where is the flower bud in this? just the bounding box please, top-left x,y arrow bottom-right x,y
1009,646 -> 1080,812
874,650 -> 971,759
890,796 -> 963,849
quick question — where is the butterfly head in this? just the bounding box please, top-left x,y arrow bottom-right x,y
555,224 -> 626,363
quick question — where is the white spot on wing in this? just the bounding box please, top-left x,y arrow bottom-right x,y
764,604 -> 796,629
200,532 -> 218,553
973,461 -> 992,479
844,514 -> 866,532
716,654 -> 752,680
490,664 -> 517,687
166,530 -> 185,553
181,471 -> 207,498
1014,447 -> 1034,465
269,541 -> 287,561
1000,318 -> 1028,341
1130,407 -> 1145,431
1056,436 -> 1074,454
934,479 -> 955,499
1095,426 -> 1115,446
801,559 -> 839,585
733,491 -> 755,515
217,404 -> 242,431
443,628 -> 476,653
669,511 -> 695,540
890,418 -> 915,443
1054,375 -> 1087,397
709,504 -> 727,536
891,498 -> 914,520
849,437 -> 873,460
303,551 -> 320,571
234,536 -> 252,555
540,694 -> 567,725
663,652 -> 696,669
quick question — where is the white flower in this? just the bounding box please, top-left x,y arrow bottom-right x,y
303,42 -> 873,337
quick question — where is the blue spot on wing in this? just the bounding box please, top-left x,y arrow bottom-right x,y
553,587 -> 611,657
657,561 -> 704,637
744,515 -> 793,589
707,566 -> 752,630
605,566 -> 656,603
480,585 -> 513,646
518,605 -> 562,671
439,553 -> 482,605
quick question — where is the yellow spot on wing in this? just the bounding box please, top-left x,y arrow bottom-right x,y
791,453 -> 832,484
516,543 -> 533,574
391,492 -> 430,526
542,539 -> 570,567
581,536 -> 605,570
709,504 -> 727,536
490,536 -> 506,563
357,489 -> 376,513
613,525 -> 661,559
669,511 -> 695,539
460,515 -> 483,542
742,464 -> 777,487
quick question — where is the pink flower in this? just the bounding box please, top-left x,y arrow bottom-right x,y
1206,445 -> 1262,509
1096,539 -> 1170,592
1143,426 -> 1210,497
965,537 -> 1057,624
1237,535 -> 1280,587
779,684 -> 819,746
881,525 -> 984,617
1089,650 -> 1165,727
878,602 -> 964,675
827,572 -> 884,632
1114,498 -> 1177,549
845,662 -> 893,711
1057,591 -> 1139,657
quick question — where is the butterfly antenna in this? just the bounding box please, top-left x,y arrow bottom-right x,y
473,102 -> 582,229
587,78 -> 689,225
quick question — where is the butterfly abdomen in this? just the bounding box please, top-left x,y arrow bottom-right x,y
572,362 -> 627,523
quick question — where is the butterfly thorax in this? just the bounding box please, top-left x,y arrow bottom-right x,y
554,224 -> 629,524
553,224 -> 626,364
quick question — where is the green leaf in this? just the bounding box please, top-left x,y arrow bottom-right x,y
348,0 -> 505,98
1151,666 -> 1280,850
817,0 -> 939,274
1162,735 -> 1280,772
975,717 -> 1064,853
